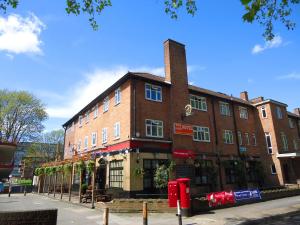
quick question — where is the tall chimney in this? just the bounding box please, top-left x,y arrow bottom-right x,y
240,91 -> 249,101
294,108 -> 300,116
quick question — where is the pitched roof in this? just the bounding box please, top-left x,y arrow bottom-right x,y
287,111 -> 300,118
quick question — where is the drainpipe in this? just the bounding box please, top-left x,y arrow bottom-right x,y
133,79 -> 137,138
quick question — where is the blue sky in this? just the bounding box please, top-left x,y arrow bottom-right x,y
0,0 -> 299,132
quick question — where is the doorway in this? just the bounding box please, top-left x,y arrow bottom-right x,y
96,159 -> 107,189
283,163 -> 290,184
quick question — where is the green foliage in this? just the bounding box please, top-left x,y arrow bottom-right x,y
15,179 -> 32,186
133,167 -> 144,177
154,165 -> 169,189
81,183 -> 88,194
63,163 -> 73,174
75,160 -> 85,174
0,89 -> 47,143
44,167 -> 52,175
87,160 -> 95,174
56,165 -> 64,172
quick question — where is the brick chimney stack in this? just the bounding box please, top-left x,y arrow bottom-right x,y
294,108 -> 300,116
240,91 -> 249,101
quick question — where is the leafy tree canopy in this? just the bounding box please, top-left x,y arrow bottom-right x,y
0,89 -> 48,143
0,0 -> 299,40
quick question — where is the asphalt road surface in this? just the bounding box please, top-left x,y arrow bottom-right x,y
1,194 -> 300,225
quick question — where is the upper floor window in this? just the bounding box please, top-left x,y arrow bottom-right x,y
79,115 -> 83,127
115,88 -> 121,105
85,110 -> 90,123
293,139 -> 298,151
276,106 -> 283,119
84,136 -> 88,150
190,95 -> 207,111
92,132 -> 97,147
281,132 -> 288,151
102,128 -> 108,144
238,131 -> 243,146
245,133 -> 250,145
114,122 -> 120,139
193,126 -> 210,142
78,140 -> 81,152
146,119 -> 163,138
103,97 -> 109,112
289,118 -> 295,128
261,105 -> 267,118
252,133 -> 257,146
239,107 -> 248,119
220,102 -> 231,116
145,83 -> 162,102
94,104 -> 98,118
265,132 -> 272,154
223,130 -> 233,144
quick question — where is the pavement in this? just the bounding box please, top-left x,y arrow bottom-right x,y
1,193 -> 300,225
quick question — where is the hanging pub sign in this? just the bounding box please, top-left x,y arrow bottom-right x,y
174,123 -> 193,136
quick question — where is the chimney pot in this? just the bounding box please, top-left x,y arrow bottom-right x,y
240,91 -> 249,101
294,108 -> 300,116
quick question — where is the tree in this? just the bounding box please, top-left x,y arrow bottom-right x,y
0,90 -> 48,143
0,0 -> 299,40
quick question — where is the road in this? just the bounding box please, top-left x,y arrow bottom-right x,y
1,194 -> 300,225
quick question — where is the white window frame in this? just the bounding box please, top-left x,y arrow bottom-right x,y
84,136 -> 88,150
281,132 -> 288,151
261,105 -> 267,118
245,133 -> 250,145
115,88 -> 121,105
193,126 -> 210,142
252,133 -> 257,146
276,106 -> 283,119
293,139 -> 298,151
271,164 -> 277,175
223,130 -> 234,144
265,132 -> 273,154
238,131 -> 243,146
102,128 -> 108,144
91,132 -> 97,147
79,115 -> 83,127
85,110 -> 90,123
78,139 -> 81,152
190,95 -> 207,111
220,102 -> 231,116
145,119 -> 163,138
94,104 -> 98,119
103,97 -> 109,112
145,83 -> 162,102
114,122 -> 120,140
289,118 -> 295,128
239,107 -> 248,119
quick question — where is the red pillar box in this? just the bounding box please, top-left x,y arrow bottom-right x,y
177,178 -> 191,217
168,180 -> 179,207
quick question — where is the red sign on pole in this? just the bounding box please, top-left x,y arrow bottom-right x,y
174,123 -> 193,136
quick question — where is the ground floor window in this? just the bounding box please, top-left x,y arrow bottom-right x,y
143,159 -> 168,191
109,160 -> 123,188
224,161 -> 237,184
247,161 -> 260,183
195,160 -> 213,185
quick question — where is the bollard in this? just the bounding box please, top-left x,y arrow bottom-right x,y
143,202 -> 148,225
24,185 -> 27,196
177,200 -> 182,225
103,208 -> 109,225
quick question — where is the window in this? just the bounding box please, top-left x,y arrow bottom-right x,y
115,88 -> 121,105
281,132 -> 288,151
261,105 -> 267,118
102,128 -> 108,144
190,95 -> 207,111
225,161 -> 237,184
103,97 -> 109,112
195,160 -> 213,185
223,130 -> 234,144
293,139 -> 298,151
265,133 -> 272,154
146,119 -> 163,138
94,104 -> 98,118
289,118 -> 295,128
114,122 -> 120,139
145,83 -> 162,102
238,131 -> 243,146
239,107 -> 248,119
143,159 -> 168,190
220,102 -> 231,116
252,133 -> 257,146
245,133 -> 250,145
91,132 -> 97,147
85,110 -> 90,123
271,164 -> 277,174
79,115 -> 83,127
78,140 -> 81,152
109,160 -> 123,188
193,126 -> 210,142
84,136 -> 88,150
276,106 -> 283,119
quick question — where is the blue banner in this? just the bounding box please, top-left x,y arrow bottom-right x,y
234,189 -> 261,202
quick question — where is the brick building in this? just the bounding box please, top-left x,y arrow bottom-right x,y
63,39 -> 300,197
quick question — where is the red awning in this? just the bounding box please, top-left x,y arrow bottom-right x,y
172,149 -> 196,159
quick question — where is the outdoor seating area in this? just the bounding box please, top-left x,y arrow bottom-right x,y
81,189 -> 112,203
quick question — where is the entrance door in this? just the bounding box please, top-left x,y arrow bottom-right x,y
96,159 -> 107,189
283,163 -> 290,184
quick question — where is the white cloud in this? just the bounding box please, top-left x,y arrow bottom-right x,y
251,35 -> 284,54
277,72 -> 300,80
0,13 -> 45,55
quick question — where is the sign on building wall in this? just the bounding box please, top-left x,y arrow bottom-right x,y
174,123 -> 193,136
234,189 -> 261,202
